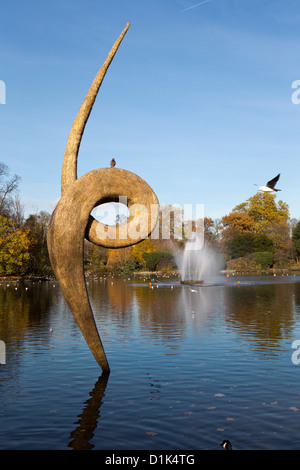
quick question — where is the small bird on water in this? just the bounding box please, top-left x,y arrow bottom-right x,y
221,439 -> 232,450
110,158 -> 116,168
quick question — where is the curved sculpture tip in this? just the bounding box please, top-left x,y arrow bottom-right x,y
61,21 -> 131,196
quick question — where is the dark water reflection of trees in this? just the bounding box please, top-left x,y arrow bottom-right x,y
2,277 -> 300,354
87,277 -> 300,348
0,281 -> 59,343
223,282 -> 300,352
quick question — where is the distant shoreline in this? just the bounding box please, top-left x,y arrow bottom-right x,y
1,268 -> 300,283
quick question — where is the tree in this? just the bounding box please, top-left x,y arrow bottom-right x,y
24,211 -> 51,275
221,212 -> 254,233
292,220 -> 300,259
226,231 -> 274,260
254,252 -> 274,269
9,194 -> 24,225
84,240 -> 107,270
0,216 -> 33,275
0,162 -> 21,220
156,252 -> 176,271
142,251 -> 175,271
158,204 -> 184,241
227,233 -> 256,259
221,193 -> 291,263
233,192 -> 290,235
106,247 -> 133,271
142,251 -> 162,271
203,217 -> 219,247
220,212 -> 255,256
253,234 -> 274,253
131,238 -> 155,266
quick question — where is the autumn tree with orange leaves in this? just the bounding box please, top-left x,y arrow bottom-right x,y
220,192 -> 295,267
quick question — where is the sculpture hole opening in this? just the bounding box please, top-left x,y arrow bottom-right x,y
91,202 -> 129,226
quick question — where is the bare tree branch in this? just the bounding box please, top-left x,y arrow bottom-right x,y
0,162 -> 21,219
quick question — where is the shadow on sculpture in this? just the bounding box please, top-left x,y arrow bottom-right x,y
68,372 -> 110,450
47,23 -> 159,372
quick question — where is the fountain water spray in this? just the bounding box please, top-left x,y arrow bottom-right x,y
176,232 -> 219,284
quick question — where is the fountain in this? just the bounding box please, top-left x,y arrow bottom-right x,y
176,231 -> 219,285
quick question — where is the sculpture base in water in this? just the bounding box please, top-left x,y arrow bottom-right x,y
180,280 -> 204,285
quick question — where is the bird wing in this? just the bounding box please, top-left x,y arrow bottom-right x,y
266,173 -> 280,189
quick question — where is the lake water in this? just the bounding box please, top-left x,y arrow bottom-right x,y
1,273 -> 300,450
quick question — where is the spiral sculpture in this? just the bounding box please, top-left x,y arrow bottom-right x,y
47,23 -> 159,372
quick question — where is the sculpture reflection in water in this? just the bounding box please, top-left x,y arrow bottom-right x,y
47,23 -> 159,372
68,372 -> 109,450
67,286 -> 214,450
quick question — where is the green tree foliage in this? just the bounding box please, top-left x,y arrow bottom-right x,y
254,252 -> 274,269
142,252 -> 161,271
142,251 -> 175,271
292,221 -> 300,257
221,193 -> 291,268
226,233 -> 274,259
156,252 -> 176,271
227,233 -> 256,259
253,234 -> 274,252
24,211 -> 52,275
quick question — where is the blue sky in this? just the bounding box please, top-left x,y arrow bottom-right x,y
1,0 -> 300,221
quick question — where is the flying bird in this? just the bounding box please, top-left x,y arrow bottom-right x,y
110,158 -> 116,168
254,174 -> 281,192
